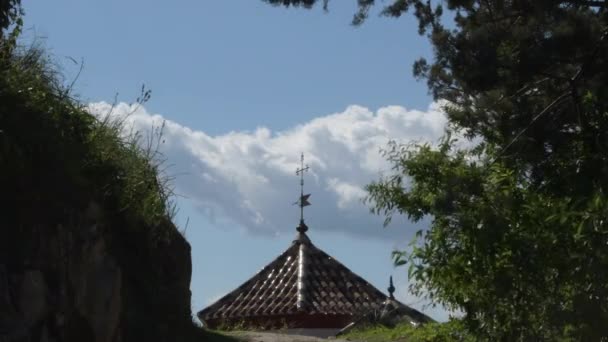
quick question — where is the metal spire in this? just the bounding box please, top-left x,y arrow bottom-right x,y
388,275 -> 396,300
295,153 -> 311,233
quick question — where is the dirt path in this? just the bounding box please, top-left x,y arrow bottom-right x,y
226,331 -> 351,342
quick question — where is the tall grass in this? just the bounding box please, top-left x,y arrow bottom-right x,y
0,36 -> 178,234
342,320 -> 475,342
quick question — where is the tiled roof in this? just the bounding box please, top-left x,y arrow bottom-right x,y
380,297 -> 434,325
198,231 -> 426,325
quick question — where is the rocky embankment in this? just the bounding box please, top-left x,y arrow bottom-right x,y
0,200 -> 194,342
0,41 -> 198,341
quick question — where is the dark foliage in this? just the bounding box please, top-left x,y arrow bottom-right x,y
0,0 -> 20,35
262,0 -> 608,340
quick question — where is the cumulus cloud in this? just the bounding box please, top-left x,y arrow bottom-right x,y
87,102 -> 451,239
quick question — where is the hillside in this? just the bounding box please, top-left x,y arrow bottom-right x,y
0,24 -> 211,342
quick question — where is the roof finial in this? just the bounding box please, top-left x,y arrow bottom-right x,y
388,275 -> 395,300
295,153 -> 311,233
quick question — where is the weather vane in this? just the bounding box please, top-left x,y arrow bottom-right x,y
295,153 -> 311,232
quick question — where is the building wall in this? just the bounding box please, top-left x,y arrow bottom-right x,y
204,313 -> 354,330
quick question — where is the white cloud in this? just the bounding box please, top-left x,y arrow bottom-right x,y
326,178 -> 367,209
87,101 -> 451,239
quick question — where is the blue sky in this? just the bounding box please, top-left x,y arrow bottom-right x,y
22,0 -> 450,321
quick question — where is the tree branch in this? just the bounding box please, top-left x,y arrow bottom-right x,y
491,92 -> 571,164
564,0 -> 607,8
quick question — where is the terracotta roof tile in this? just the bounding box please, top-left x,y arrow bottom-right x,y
198,231 -> 430,327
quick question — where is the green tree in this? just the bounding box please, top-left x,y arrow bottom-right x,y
0,0 -> 21,34
264,1 -> 608,340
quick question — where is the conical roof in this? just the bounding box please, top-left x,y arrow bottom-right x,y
381,275 -> 433,324
198,155 -> 430,329
379,297 -> 434,325
197,230 -> 428,329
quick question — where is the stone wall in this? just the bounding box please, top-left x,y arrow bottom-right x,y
0,201 -> 193,342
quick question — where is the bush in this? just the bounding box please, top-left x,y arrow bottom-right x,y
343,320 -> 475,342
0,34 -> 175,237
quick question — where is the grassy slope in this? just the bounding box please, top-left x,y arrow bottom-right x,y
341,321 -> 475,342
0,24 -> 204,342
342,324 -> 417,342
